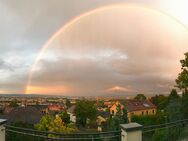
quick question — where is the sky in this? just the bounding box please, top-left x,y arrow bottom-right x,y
0,0 -> 188,96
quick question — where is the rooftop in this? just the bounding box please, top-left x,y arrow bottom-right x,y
126,100 -> 156,112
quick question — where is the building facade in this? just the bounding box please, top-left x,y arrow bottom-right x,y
126,100 -> 156,122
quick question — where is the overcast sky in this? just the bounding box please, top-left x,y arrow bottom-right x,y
0,0 -> 188,96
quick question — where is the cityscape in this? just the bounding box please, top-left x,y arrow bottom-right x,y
0,1 -> 188,141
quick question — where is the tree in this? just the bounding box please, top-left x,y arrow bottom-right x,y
97,100 -> 104,108
151,95 -> 168,110
176,52 -> 188,92
74,100 -> 97,127
0,108 -> 3,114
166,92 -> 183,141
59,111 -> 70,124
176,52 -> 188,119
131,112 -> 166,126
65,99 -> 71,108
168,89 -> 180,101
151,129 -> 168,141
116,104 -> 128,124
9,99 -> 19,107
134,94 -> 146,101
166,89 -> 182,122
35,115 -> 54,131
35,115 -> 76,134
103,104 -> 128,131
104,115 -> 118,131
181,90 -> 188,119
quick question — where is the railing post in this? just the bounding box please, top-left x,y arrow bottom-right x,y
120,122 -> 142,141
0,119 -> 7,141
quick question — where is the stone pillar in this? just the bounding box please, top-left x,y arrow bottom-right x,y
120,122 -> 142,141
0,119 -> 7,141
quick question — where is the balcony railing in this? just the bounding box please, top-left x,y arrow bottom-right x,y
142,119 -> 188,141
5,125 -> 121,141
1,119 -> 188,141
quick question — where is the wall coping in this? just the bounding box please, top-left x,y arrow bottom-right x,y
120,122 -> 142,132
0,119 -> 7,125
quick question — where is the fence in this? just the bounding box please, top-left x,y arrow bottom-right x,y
5,125 -> 121,141
142,119 -> 188,141
2,119 -> 188,141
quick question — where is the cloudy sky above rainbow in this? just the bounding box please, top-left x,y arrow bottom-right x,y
0,0 -> 188,96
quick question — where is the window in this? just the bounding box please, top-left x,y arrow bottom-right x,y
142,111 -> 144,115
112,110 -> 114,115
152,110 -> 155,114
146,111 -> 148,115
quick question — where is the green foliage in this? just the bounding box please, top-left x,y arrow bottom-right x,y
166,99 -> 182,121
149,52 -> 188,141
134,94 -> 146,101
97,100 -> 104,107
104,116 -> 119,131
35,115 -> 76,134
182,90 -> 188,119
151,94 -> 168,110
65,99 -> 71,108
116,104 -> 128,124
103,104 -> 128,131
0,108 -> 3,114
176,52 -> 188,119
147,90 -> 183,141
176,52 -> 188,92
179,127 -> 188,139
87,119 -> 97,129
74,99 -> 97,127
168,89 -> 180,101
9,99 -> 19,107
59,111 -> 70,124
166,89 -> 182,122
168,126 -> 182,141
150,52 -> 188,141
131,112 -> 166,126
35,115 -> 54,131
151,129 -> 168,141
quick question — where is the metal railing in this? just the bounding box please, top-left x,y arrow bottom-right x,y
5,125 -> 121,141
142,119 -> 188,141
6,119 -> 188,141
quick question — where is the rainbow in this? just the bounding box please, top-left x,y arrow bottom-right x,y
25,4 -> 188,94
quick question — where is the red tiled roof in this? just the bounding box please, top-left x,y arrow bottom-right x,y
126,100 -> 156,112
48,105 -> 61,111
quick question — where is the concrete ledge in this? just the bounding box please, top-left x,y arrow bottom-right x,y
120,122 -> 142,132
0,119 -> 7,141
0,119 -> 7,125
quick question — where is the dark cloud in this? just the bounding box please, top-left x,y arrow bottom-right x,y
29,57 -> 175,96
0,59 -> 14,71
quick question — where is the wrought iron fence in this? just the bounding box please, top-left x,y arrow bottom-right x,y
5,125 -> 121,141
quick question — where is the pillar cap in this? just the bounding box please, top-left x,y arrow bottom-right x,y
0,119 -> 7,125
120,122 -> 142,132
